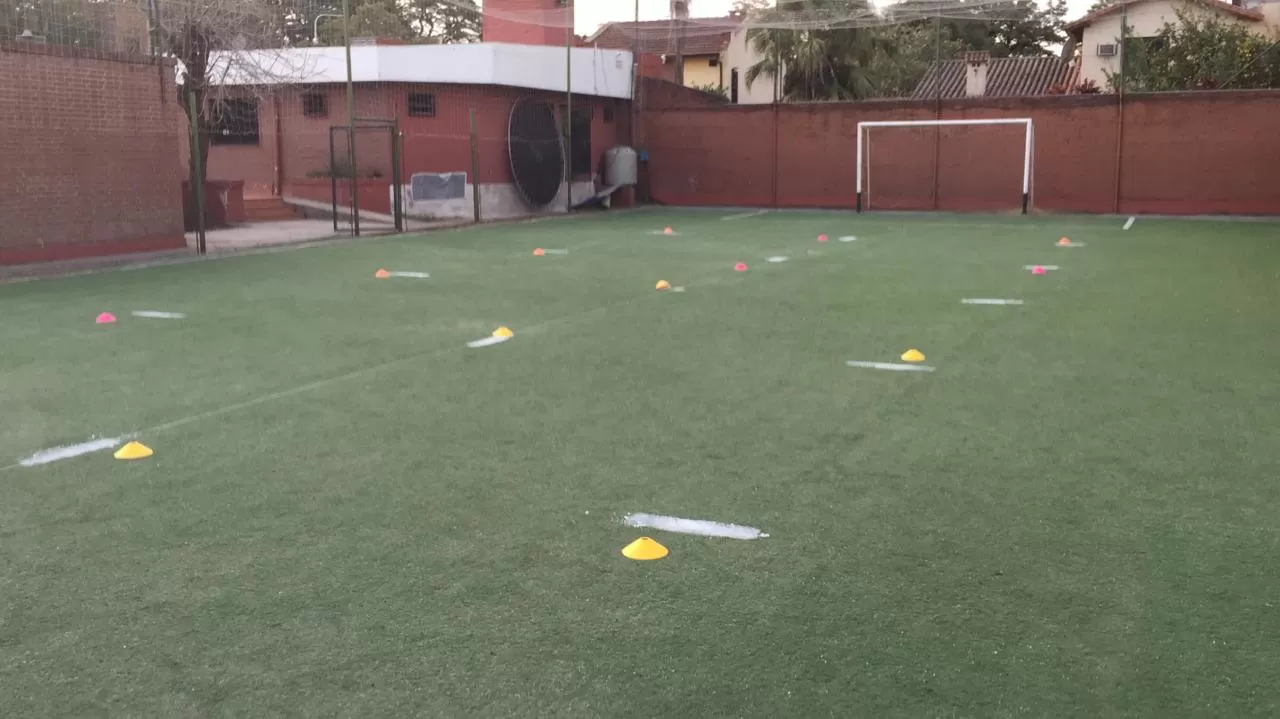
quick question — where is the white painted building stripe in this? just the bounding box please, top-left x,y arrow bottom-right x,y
1023,265 -> 1060,271
19,437 -> 121,467
721,209 -> 768,220
846,360 -> 936,372
622,512 -> 769,539
132,311 -> 186,319
466,336 -> 510,348
1124,216 -> 1136,230
962,298 -> 1024,305
388,271 -> 430,278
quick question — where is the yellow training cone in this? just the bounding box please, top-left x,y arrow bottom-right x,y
492,326 -> 514,339
114,441 -> 153,460
622,537 -> 669,560
655,280 -> 671,291
901,349 -> 926,363
375,269 -> 391,278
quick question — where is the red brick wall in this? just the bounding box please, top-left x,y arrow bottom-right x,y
482,0 -> 573,47
641,91 -> 1280,215
0,42 -> 185,265
206,83 -> 626,199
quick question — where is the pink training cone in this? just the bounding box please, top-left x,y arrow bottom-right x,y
734,262 -> 749,272
95,312 -> 117,324
1031,265 -> 1047,275
663,226 -> 674,235
817,234 -> 829,242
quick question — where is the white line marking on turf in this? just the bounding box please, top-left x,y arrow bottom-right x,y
671,286 -> 686,292
767,256 -> 789,263
1057,242 -> 1087,248
721,209 -> 768,221
19,437 -> 121,467
962,298 -> 1024,305
388,271 -> 430,279
1124,217 -> 1136,230
838,235 -> 858,242
622,513 -> 769,540
846,361 -> 936,372
132,310 -> 186,319
542,248 -> 570,255
466,336 -> 510,349
1024,265 -> 1060,271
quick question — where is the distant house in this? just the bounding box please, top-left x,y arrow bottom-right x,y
589,12 -> 773,104
1064,0 -> 1275,89
913,52 -> 1079,98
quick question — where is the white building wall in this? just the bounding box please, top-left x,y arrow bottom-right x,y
1078,2 -> 1265,88
722,27 -> 775,104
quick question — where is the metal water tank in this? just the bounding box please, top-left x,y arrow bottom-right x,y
603,146 -> 638,187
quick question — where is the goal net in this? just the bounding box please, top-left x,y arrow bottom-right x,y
857,119 -> 1034,214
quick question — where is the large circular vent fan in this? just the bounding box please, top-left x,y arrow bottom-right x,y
508,98 -> 564,209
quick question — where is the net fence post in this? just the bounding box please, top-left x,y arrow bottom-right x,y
187,90 -> 206,254
855,122 -> 863,213
470,108 -> 481,223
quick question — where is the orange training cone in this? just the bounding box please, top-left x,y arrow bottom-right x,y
655,280 -> 671,291
375,269 -> 391,279
663,226 -> 674,235
1057,237 -> 1071,246
533,248 -> 546,256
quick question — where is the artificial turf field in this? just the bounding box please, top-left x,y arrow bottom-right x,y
2,209 -> 1280,717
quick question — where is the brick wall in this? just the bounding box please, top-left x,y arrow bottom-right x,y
482,0 -> 573,47
205,83 -> 627,197
640,91 -> 1280,215
0,42 -> 185,265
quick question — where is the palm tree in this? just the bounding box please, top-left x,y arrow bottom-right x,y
744,0 -> 887,101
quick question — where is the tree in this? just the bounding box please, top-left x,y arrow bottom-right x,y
866,21 -> 964,97
1108,10 -> 1280,91
403,0 -> 481,43
315,0 -> 414,44
890,0 -> 1067,58
1,0 -> 104,49
744,0 -> 889,101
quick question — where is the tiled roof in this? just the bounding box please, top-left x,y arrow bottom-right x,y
1064,0 -> 1262,34
912,56 -> 1075,99
589,16 -> 742,56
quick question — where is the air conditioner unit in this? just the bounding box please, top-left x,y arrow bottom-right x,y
1097,43 -> 1117,57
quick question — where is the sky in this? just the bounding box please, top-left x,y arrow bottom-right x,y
569,0 -> 1096,35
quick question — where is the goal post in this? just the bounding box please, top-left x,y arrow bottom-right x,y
855,118 -> 1034,214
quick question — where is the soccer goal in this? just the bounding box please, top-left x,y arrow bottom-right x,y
855,118 -> 1034,214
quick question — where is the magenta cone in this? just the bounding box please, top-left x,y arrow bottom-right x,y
817,234 -> 829,242
95,312 -> 116,324
1031,265 -> 1047,275
734,262 -> 748,272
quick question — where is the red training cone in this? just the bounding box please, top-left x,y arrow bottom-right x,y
663,226 -> 674,235
95,312 -> 116,324
817,234 -> 829,242
1031,265 -> 1047,275
734,262 -> 749,272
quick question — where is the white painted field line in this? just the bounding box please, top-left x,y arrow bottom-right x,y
846,360 -> 936,373
767,256 -> 789,263
19,437 -> 121,467
132,310 -> 186,319
721,209 -> 769,221
542,248 -> 570,255
466,335 -> 510,349
623,512 -> 769,540
838,235 -> 858,242
1023,265 -> 1060,271
1057,242 -> 1087,248
1124,216 -> 1136,230
962,298 -> 1024,306
388,271 -> 430,279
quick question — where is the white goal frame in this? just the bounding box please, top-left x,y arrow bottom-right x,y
855,118 -> 1034,214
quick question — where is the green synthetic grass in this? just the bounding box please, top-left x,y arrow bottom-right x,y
2,210 -> 1280,717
